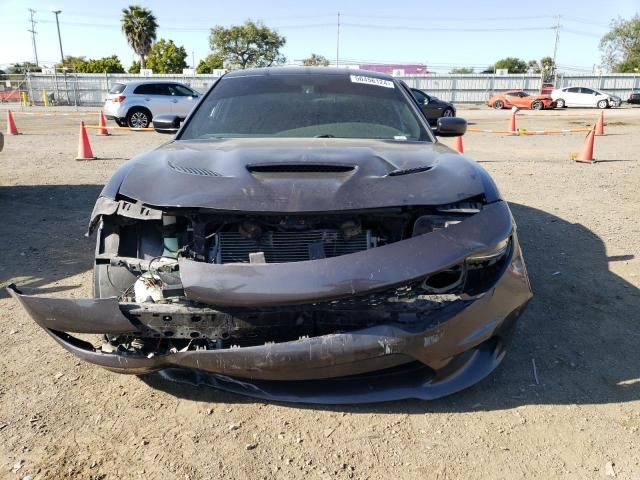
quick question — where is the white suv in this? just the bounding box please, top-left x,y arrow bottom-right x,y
551,86 -> 621,109
104,80 -> 200,128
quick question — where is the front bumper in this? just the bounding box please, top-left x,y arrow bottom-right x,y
9,201 -> 533,402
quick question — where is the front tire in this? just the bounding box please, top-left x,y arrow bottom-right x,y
531,100 -> 543,110
597,99 -> 609,109
555,99 -> 566,108
126,108 -> 152,128
493,100 -> 504,110
442,108 -> 455,118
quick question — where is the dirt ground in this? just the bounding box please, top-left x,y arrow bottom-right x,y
1,105 -> 639,480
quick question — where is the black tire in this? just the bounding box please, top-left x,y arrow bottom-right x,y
597,99 -> 609,109
555,99 -> 566,108
442,108 -> 455,118
531,100 -> 543,110
126,107 -> 152,128
493,100 -> 504,110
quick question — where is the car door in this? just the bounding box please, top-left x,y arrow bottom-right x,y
563,87 -> 580,106
133,83 -> 173,116
577,87 -> 597,107
504,92 -> 522,108
410,89 -> 435,122
168,84 -> 200,118
150,83 -> 175,115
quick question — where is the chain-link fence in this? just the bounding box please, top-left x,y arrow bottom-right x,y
398,73 -> 640,103
15,72 -> 226,107
3,71 -> 639,107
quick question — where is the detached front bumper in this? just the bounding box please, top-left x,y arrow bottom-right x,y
9,201 -> 532,403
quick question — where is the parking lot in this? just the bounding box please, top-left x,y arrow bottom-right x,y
1,106 -> 639,479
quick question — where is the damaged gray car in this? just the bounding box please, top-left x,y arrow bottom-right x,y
9,68 -> 532,404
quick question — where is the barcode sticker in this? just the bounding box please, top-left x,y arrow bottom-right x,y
350,75 -> 394,89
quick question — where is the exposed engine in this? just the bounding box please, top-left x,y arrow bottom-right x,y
94,199 -> 511,355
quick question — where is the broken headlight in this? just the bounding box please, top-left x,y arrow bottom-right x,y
412,215 -> 464,236
466,238 -> 510,263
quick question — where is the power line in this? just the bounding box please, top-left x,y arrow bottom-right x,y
341,22 -> 555,32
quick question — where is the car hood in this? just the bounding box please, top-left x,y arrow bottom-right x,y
107,138 -> 488,212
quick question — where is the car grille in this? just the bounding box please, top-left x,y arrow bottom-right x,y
215,229 -> 372,264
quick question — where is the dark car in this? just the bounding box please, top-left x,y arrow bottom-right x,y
410,88 -> 456,125
628,92 -> 640,105
9,68 -> 532,404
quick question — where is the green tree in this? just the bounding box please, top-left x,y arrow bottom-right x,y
196,53 -> 224,73
145,39 -> 188,73
85,55 -> 125,73
527,60 -> 541,74
121,5 -> 158,69
489,57 -> 528,74
600,15 -> 640,72
128,61 -> 140,73
449,67 -> 474,74
58,55 -> 125,73
539,56 -> 556,81
8,62 -> 42,74
57,55 -> 88,71
209,20 -> 286,69
302,53 -> 330,67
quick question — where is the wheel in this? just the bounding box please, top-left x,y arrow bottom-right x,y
597,99 -> 608,109
442,108 -> 455,118
531,100 -> 543,110
555,99 -> 565,108
493,100 -> 504,110
126,108 -> 152,128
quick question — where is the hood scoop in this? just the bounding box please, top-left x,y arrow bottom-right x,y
247,163 -> 356,174
168,161 -> 220,177
387,165 -> 433,177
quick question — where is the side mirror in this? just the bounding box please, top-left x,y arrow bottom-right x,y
434,117 -> 467,137
153,115 -> 181,134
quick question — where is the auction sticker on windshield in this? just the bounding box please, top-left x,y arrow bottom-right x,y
350,75 -> 395,89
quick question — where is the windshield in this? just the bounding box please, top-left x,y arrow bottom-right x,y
179,73 -> 431,141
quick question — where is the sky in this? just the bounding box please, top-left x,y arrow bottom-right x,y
0,0 -> 638,73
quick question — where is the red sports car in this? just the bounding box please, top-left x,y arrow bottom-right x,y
487,90 -> 556,110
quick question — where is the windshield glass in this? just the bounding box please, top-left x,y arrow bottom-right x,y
179,73 -> 430,141
108,83 -> 126,94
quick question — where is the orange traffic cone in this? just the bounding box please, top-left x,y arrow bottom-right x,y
576,126 -> 595,163
97,111 -> 111,136
7,110 -> 20,135
76,121 -> 96,160
595,111 -> 604,136
451,135 -> 464,153
509,112 -> 517,135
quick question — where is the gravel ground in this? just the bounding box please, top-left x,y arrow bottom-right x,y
1,106 -> 639,480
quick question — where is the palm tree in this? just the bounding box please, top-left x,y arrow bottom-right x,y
121,6 -> 158,70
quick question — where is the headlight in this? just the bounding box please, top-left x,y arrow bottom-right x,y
466,238 -> 510,262
412,215 -> 463,236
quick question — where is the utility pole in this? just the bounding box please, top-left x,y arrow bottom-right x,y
51,9 -> 64,66
551,14 -> 561,83
336,12 -> 340,68
27,8 -> 39,67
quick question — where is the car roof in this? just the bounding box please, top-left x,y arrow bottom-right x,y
122,80 -> 188,87
223,66 -> 396,81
